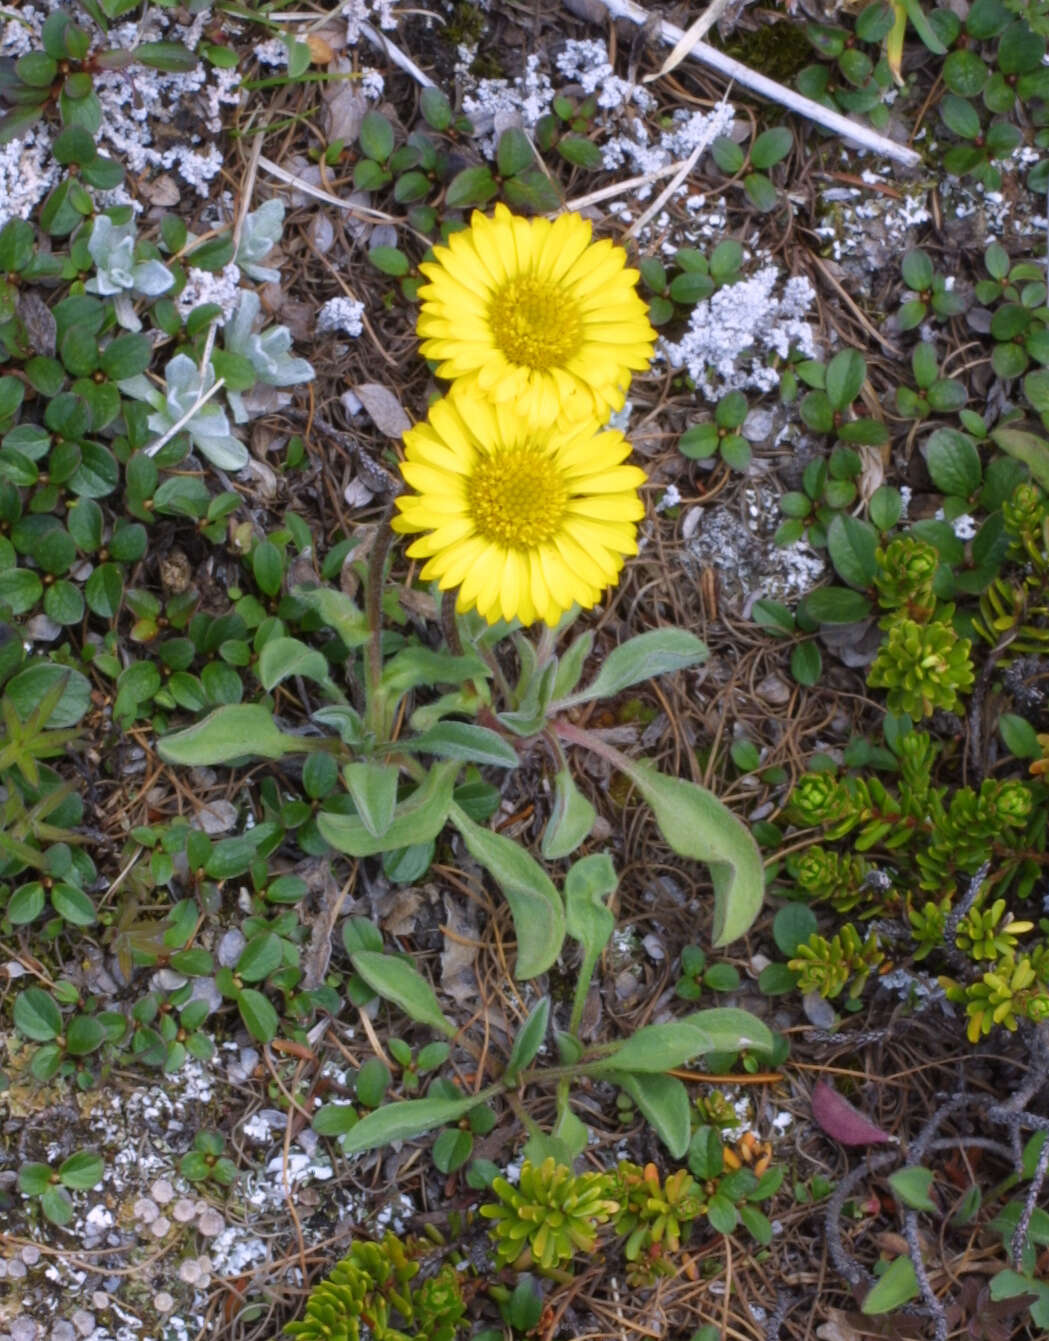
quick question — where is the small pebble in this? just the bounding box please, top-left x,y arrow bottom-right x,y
197,1209 -> 224,1237
150,1179 -> 174,1205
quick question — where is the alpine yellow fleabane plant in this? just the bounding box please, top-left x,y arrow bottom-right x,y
392,391 -> 646,626
416,204 -> 656,428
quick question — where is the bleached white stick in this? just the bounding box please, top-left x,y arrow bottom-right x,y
626,90 -> 731,239
143,377 -> 226,459
592,0 -> 922,169
564,157 -> 706,211
360,20 -> 436,87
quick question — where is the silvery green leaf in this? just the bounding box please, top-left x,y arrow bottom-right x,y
85,270 -> 125,297
616,757 -> 763,947
111,293 -> 141,331
235,199 -> 284,282
131,258 -> 175,297
190,427 -> 248,471
449,804 -> 565,978
226,291 -> 313,389
225,289 -> 260,351
558,629 -> 708,707
163,353 -> 207,412
87,216 -> 135,287
253,329 -> 313,387
117,374 -> 161,407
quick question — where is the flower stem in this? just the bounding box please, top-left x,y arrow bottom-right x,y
365,508 -> 394,740
554,718 -> 631,771
441,590 -> 463,656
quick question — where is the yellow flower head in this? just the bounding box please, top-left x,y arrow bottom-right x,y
416,204 -> 656,429
392,390 -> 647,626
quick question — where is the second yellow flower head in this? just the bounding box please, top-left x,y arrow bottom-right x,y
416,203 -> 657,430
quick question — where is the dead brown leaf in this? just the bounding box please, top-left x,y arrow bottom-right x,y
354,383 -> 412,438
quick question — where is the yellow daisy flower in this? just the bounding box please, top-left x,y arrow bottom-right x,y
416,204 -> 656,429
392,391 -> 647,626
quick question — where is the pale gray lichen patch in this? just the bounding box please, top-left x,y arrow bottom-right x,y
682,487 -> 826,616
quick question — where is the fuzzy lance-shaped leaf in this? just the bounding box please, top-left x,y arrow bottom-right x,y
381,646 -> 489,698
613,1072 -> 691,1157
615,757 -> 763,945
337,1090 -> 499,1156
541,768 -> 596,859
449,803 -> 565,978
292,585 -> 370,648
586,1008 -> 772,1074
342,760 -> 399,837
812,1078 -> 896,1145
158,705 -> 306,764
503,996 -> 550,1084
564,852 -> 616,1002
257,636 -> 332,691
351,950 -> 457,1038
404,721 -> 519,768
319,762 -> 458,857
559,629 -> 707,706
861,1255 -> 920,1314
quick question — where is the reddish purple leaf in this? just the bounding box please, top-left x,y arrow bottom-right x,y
812,1078 -> 896,1146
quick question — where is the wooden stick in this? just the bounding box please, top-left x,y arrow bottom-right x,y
589,0 -> 922,169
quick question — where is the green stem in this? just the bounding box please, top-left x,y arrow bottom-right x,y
534,622 -> 557,670
504,1090 -> 543,1138
554,718 -> 633,772
364,508 -> 395,741
441,590 -> 463,657
567,950 -> 599,1039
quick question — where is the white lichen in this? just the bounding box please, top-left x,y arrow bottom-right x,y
659,266 -> 819,400
316,296 -> 366,338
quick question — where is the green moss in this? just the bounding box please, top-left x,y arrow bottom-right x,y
440,2 -> 504,78
716,19 -> 814,85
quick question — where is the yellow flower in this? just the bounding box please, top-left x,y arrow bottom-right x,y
392,391 -> 647,626
416,204 -> 656,428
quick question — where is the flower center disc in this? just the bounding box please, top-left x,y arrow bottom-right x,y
467,445 -> 568,548
488,275 -> 583,370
